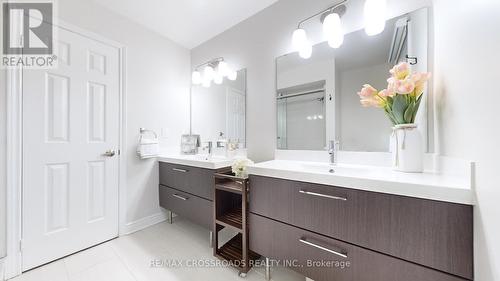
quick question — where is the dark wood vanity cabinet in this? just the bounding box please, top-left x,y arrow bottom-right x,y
158,162 -> 229,229
248,175 -> 473,281
159,162 -> 216,200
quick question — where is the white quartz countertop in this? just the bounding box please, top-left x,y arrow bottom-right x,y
157,153 -> 233,169
247,160 -> 474,205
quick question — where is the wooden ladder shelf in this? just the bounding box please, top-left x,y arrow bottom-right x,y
213,172 -> 259,277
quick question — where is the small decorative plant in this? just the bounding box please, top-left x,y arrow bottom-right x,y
357,62 -> 431,125
231,158 -> 254,178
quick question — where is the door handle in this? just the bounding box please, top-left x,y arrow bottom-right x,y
103,150 -> 116,157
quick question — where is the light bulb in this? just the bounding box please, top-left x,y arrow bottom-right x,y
213,72 -> 223,84
202,76 -> 211,88
292,28 -> 308,52
299,42 -> 312,59
227,70 -> 237,81
364,0 -> 386,36
191,71 -> 202,85
203,65 -> 215,81
217,61 -> 229,77
323,13 -> 344,48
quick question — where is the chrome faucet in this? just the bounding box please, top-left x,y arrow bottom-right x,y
328,140 -> 339,165
202,141 -> 213,158
206,141 -> 213,156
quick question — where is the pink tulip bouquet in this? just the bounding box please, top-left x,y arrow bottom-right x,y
357,62 -> 431,125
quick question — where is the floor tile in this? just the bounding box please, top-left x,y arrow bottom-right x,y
69,259 -> 136,281
64,242 -> 117,276
10,220 -> 305,281
10,260 -> 68,281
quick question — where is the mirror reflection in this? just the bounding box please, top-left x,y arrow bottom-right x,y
276,8 -> 430,152
191,69 -> 246,148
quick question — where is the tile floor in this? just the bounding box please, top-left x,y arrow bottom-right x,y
11,217 -> 304,281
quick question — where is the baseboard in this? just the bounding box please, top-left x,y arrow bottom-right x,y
121,210 -> 168,235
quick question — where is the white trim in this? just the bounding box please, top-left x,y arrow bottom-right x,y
5,19 -> 127,279
0,258 -> 5,281
118,47 -> 128,236
5,66 -> 23,280
121,210 -> 168,235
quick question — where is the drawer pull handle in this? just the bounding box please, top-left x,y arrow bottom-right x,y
299,238 -> 348,259
299,190 -> 347,201
172,194 -> 188,201
172,168 -> 188,173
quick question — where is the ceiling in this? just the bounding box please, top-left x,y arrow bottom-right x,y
93,0 -> 278,49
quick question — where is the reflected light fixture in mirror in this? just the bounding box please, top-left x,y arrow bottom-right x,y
192,57 -> 238,87
292,28 -> 312,59
364,0 -> 387,36
191,70 -> 202,85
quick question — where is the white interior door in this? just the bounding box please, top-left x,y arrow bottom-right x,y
226,87 -> 245,145
22,26 -> 120,271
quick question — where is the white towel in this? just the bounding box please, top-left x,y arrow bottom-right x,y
137,137 -> 159,159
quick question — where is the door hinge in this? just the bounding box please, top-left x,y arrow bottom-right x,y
19,239 -> 23,252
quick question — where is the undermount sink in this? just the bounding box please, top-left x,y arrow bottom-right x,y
299,162 -> 371,176
157,153 -> 234,169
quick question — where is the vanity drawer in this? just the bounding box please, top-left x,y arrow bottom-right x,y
249,213 -> 467,281
159,185 -> 212,229
248,175 -> 473,280
159,162 -> 214,200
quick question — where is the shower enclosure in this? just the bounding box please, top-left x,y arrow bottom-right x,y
277,82 -> 326,150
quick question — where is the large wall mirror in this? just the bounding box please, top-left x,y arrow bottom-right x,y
276,7 -> 431,152
191,69 -> 247,147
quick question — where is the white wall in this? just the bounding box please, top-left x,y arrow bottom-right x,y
191,0 -> 431,162
56,0 -> 191,224
433,0 -> 500,280
338,63 -> 393,151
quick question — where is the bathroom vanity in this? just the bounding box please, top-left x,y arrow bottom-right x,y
247,160 -> 474,281
158,155 -> 232,229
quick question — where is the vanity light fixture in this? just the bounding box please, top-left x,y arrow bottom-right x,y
364,0 -> 386,36
191,70 -> 202,85
192,57 -> 237,87
323,12 -> 344,48
227,70 -> 238,81
291,0 -> 388,59
292,0 -> 347,58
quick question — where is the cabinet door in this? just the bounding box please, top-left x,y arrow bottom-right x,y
159,162 -> 214,200
249,175 -> 473,280
159,185 -> 212,229
250,214 -> 468,281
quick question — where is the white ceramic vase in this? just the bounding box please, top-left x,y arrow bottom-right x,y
390,124 -> 423,173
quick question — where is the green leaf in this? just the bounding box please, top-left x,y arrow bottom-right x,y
404,102 -> 415,123
384,107 -> 397,126
386,96 -> 394,106
411,94 -> 424,123
392,94 -> 407,124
